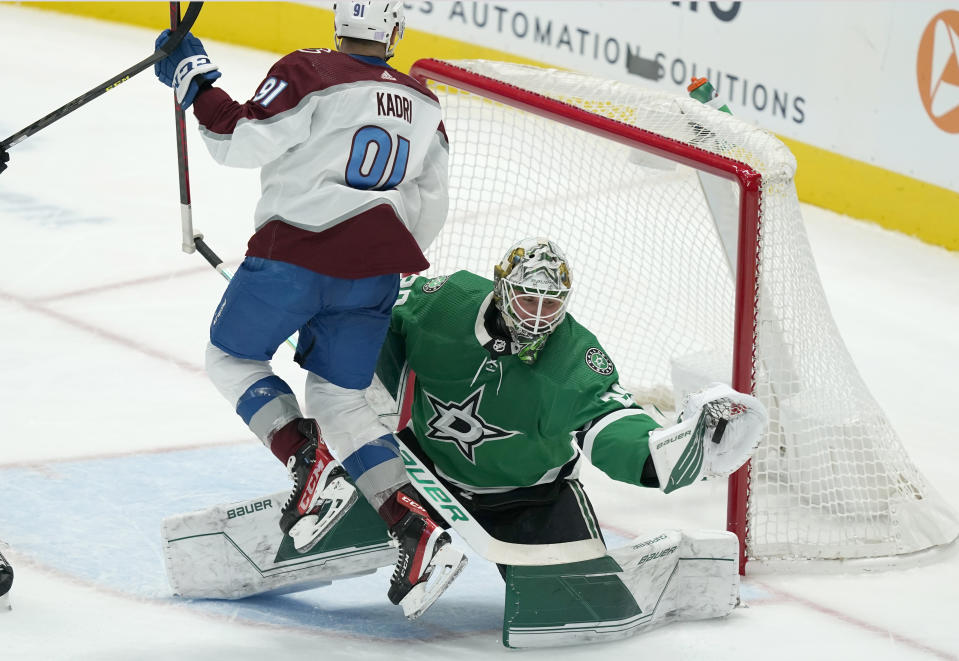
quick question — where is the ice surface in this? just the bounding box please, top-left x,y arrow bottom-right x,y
1,6 -> 957,660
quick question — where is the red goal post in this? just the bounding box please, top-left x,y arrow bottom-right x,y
408,58 -> 959,574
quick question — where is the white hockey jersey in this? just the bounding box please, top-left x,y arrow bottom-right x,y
192,49 -> 449,278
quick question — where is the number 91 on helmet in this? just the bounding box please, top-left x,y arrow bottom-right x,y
333,1 -> 407,59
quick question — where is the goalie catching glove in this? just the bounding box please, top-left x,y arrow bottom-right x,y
648,383 -> 767,494
154,30 -> 221,109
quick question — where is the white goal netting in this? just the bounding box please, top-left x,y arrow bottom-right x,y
413,59 -> 959,567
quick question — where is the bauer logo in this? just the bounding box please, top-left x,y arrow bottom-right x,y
917,10 -> 959,133
656,428 -> 691,450
400,449 -> 470,522
635,545 -> 678,567
227,499 -> 273,519
630,533 -> 668,551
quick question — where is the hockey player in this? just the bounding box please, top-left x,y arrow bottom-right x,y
0,548 -> 12,611
152,1 -> 460,617
375,238 -> 766,575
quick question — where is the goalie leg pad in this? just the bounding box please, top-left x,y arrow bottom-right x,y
504,555 -> 642,648
163,489 -> 395,599
503,529 -> 739,648
611,529 -> 740,625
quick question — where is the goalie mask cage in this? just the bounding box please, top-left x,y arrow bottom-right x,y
409,58 -> 959,573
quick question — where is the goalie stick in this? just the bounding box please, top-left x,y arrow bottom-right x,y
396,431 -> 606,565
384,372 -> 608,565
1,3 -> 204,152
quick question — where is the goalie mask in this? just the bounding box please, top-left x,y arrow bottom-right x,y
333,1 -> 406,59
493,238 -> 572,365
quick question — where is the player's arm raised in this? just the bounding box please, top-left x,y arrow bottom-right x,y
189,52 -> 315,167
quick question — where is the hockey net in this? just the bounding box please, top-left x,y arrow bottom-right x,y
409,58 -> 959,571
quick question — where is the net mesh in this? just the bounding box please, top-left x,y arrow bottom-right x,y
415,60 -> 958,564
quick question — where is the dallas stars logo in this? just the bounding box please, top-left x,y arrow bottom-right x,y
585,347 -> 614,375
422,275 -> 449,293
423,386 -> 518,463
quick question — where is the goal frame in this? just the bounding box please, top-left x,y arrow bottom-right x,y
410,58 -> 763,573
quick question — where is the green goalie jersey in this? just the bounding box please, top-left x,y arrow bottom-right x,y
376,271 -> 661,492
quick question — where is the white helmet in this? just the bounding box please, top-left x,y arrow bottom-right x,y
333,1 -> 406,59
493,238 -> 572,364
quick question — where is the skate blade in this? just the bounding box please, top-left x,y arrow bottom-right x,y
289,478 -> 359,553
400,546 -> 468,620
0,593 -> 9,612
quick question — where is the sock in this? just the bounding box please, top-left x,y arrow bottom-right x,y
378,485 -> 426,528
268,418 -> 308,464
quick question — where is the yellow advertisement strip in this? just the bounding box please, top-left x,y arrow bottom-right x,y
783,138 -> 958,251
22,2 -> 959,250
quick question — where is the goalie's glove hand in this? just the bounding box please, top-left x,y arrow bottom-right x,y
680,383 -> 767,477
648,383 -> 767,494
154,30 -> 221,110
0,146 -> 9,175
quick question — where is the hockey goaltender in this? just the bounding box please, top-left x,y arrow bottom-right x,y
162,237 -> 767,648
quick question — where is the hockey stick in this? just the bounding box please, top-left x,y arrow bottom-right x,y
397,437 -> 607,565
164,4 -> 236,278
170,2 -> 199,255
368,366 -> 611,565
162,4 -> 293,350
0,2 -> 203,151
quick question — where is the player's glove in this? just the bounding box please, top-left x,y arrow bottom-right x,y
0,146 -> 9,175
647,383 -> 767,494
154,30 -> 221,110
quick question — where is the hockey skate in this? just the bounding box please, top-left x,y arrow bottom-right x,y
386,487 -> 467,620
279,419 -> 358,553
0,549 -> 12,611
